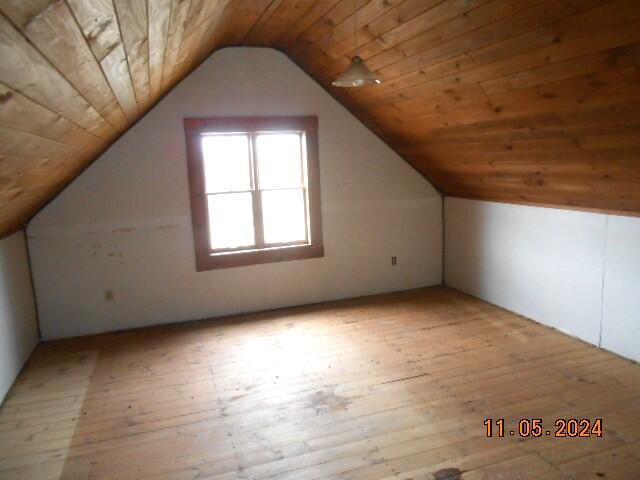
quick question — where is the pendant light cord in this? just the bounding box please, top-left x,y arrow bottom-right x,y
354,0 -> 358,57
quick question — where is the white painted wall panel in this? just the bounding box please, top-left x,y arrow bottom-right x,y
444,198 -> 604,345
0,231 -> 39,403
445,197 -> 640,361
602,216 -> 640,362
28,48 -> 442,339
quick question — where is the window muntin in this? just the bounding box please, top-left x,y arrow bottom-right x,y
184,116 -> 323,271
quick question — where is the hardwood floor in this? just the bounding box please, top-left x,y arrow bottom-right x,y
1,287 -> 639,479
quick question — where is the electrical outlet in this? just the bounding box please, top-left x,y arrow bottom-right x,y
105,289 -> 115,301
391,256 -> 397,266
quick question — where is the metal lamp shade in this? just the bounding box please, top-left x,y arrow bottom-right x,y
332,56 -> 382,87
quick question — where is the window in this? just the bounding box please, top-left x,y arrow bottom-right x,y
184,116 -> 323,270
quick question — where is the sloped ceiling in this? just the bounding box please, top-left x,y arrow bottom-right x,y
0,0 -> 639,237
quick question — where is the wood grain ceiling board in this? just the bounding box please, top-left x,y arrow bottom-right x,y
0,0 -> 638,237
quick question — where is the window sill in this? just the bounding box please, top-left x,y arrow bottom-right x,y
196,243 -> 324,271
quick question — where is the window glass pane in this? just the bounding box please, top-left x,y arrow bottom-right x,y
202,134 -> 251,193
256,134 -> 303,189
262,189 -> 307,245
207,192 -> 255,250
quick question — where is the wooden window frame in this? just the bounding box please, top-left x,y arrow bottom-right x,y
184,116 -> 323,271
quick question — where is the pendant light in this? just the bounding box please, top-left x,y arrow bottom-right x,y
332,0 -> 382,87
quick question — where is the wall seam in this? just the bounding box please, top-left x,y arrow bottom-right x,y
598,215 -> 609,348
441,196 -> 446,286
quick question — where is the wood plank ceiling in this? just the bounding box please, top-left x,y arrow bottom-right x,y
0,0 -> 639,236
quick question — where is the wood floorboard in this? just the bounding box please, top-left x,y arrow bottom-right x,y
0,286 -> 638,479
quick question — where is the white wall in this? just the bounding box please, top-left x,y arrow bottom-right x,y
445,197 -> 640,362
28,48 -> 443,340
601,216 -> 640,362
0,231 -> 39,403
